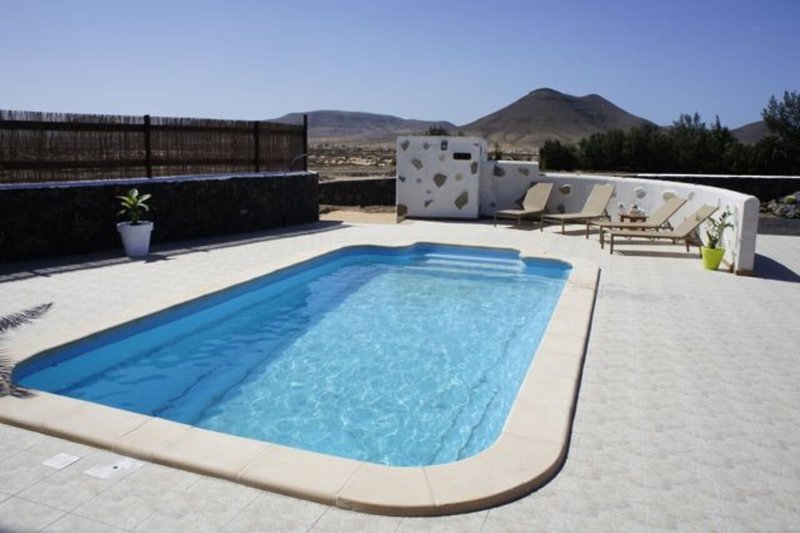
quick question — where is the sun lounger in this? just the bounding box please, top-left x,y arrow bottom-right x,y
601,204 -> 719,254
493,182 -> 553,227
540,183 -> 615,236
590,196 -> 687,234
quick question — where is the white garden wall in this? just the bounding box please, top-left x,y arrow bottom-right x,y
396,137 -> 486,219
396,136 -> 759,274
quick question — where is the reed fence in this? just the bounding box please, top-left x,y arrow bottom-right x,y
0,110 -> 307,183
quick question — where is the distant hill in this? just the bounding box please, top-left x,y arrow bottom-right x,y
731,120 -> 769,144
274,111 -> 456,144
275,89 -> 657,148
460,88 -> 653,148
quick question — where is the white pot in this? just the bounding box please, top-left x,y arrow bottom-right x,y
117,221 -> 153,258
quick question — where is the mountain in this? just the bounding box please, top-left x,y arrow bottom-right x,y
460,88 -> 654,148
731,120 -> 769,144
274,111 -> 456,144
274,89 -> 655,148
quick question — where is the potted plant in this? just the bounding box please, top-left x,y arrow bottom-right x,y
701,209 -> 733,270
116,188 -> 153,258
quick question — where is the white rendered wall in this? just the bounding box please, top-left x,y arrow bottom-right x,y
395,137 -> 758,274
396,137 -> 485,219
479,160 -> 543,216
540,173 -> 759,274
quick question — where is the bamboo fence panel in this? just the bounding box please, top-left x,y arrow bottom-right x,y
0,110 -> 306,183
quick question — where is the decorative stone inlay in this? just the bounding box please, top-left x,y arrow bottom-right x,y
424,199 -> 434,208
454,191 -> 469,210
454,173 -> 463,181
400,140 -> 410,151
398,175 -> 406,183
396,203 -> 408,216
517,167 -> 530,176
411,159 -> 423,170
493,166 -> 506,177
662,190 -> 676,200
557,203 -> 566,214
423,142 -> 431,150
416,178 -> 422,184
433,174 -> 448,188
634,186 -> 647,199
558,184 -> 571,195
470,162 -> 478,174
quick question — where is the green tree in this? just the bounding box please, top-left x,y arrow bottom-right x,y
761,91 -> 800,173
425,124 -> 450,136
705,116 -> 740,173
763,91 -> 800,144
623,124 -> 674,172
579,130 -> 626,170
539,139 -> 580,171
669,113 -> 709,172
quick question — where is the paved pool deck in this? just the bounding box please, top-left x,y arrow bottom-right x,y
1,218 -> 799,531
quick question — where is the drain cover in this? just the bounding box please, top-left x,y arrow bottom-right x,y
83,457 -> 145,480
42,453 -> 80,470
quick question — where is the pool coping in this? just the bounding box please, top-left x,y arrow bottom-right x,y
0,241 -> 598,516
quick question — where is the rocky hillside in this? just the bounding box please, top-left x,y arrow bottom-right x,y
274,111 -> 455,145
460,88 -> 653,147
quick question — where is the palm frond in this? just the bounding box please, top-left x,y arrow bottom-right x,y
0,302 -> 52,398
0,303 -> 53,335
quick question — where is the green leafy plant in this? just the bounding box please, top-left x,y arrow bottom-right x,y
784,194 -> 797,204
705,210 -> 734,249
116,188 -> 151,224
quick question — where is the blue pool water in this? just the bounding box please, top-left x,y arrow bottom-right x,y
15,244 -> 569,466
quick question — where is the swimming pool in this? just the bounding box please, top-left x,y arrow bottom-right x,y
15,244 -> 569,467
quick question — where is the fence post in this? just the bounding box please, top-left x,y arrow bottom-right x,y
143,114 -> 152,178
302,114 -> 308,171
253,121 -> 260,173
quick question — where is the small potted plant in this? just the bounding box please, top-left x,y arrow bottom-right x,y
701,209 -> 733,270
116,188 -> 153,258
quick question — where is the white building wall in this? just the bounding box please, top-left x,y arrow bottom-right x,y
396,137 -> 485,219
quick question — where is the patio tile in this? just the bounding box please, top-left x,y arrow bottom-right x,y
42,513 -> 127,533
314,506 -> 403,533
397,511 -> 487,532
72,480 -> 177,530
641,502 -> 726,531
18,464 -> 112,512
0,450 -> 59,495
122,462 -> 203,493
244,491 -> 328,526
0,496 -> 65,532
132,492 -> 242,533
184,475 -> 261,509
221,508 -> 310,533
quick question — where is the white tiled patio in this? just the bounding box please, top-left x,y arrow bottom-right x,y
1,218 -> 798,532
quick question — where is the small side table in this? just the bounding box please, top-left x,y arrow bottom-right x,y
620,212 -> 647,223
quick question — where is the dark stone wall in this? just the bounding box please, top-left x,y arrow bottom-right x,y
0,173 -> 318,262
635,175 -> 800,202
319,177 -> 395,206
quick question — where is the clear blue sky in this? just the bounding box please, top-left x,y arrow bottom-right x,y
2,0 -> 798,128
